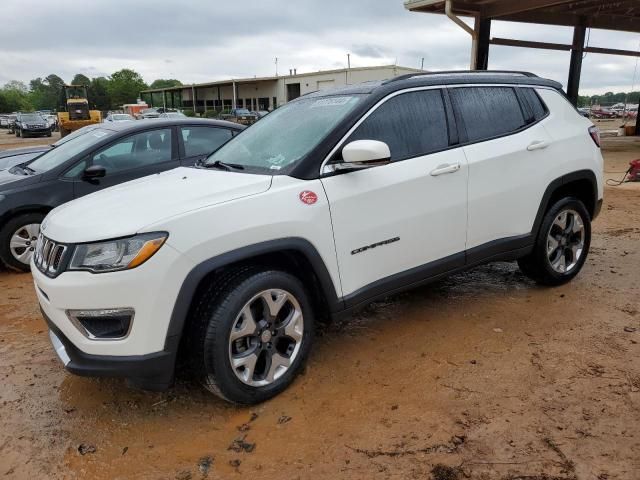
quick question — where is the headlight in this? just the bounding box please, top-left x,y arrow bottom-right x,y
69,232 -> 167,273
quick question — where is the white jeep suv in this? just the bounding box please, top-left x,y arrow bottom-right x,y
32,72 -> 603,404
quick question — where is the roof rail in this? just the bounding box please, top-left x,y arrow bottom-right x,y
383,70 -> 539,84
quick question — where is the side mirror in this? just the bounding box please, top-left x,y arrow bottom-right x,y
337,140 -> 391,171
83,165 -> 106,180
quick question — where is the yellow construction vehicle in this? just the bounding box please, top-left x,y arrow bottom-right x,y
57,85 -> 101,137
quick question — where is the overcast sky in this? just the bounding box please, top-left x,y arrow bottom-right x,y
0,0 -> 638,95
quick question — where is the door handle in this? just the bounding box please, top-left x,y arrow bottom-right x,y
527,140 -> 549,151
430,163 -> 461,176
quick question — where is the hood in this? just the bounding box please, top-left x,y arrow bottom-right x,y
0,146 -> 50,159
44,167 -> 272,243
0,169 -> 41,188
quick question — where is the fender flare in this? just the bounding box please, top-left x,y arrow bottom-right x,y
165,237 -> 343,347
531,169 -> 598,238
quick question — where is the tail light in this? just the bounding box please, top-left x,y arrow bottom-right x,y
588,126 -> 601,148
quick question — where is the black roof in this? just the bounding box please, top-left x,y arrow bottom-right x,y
299,71 -> 563,100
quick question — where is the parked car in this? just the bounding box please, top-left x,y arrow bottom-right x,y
0,118 -> 243,271
159,112 -> 187,119
31,72 -> 604,405
6,114 -> 17,133
577,107 -> 590,118
0,115 -> 10,128
252,110 -> 270,119
138,108 -> 160,119
0,124 -> 103,171
105,113 -> 136,122
13,113 -> 52,138
590,108 -> 616,119
219,108 -> 258,125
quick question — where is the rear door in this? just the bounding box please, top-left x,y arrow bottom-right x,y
450,86 -> 554,253
71,127 -> 179,198
178,125 -> 235,165
321,88 -> 468,302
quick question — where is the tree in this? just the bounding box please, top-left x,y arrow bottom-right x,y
107,69 -> 148,108
88,76 -> 110,111
71,73 -> 91,86
1,81 -> 32,111
149,79 -> 182,89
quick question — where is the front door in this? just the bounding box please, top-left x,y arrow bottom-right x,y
72,127 -> 179,197
321,89 -> 468,303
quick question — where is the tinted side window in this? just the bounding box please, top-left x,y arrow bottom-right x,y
450,87 -> 527,143
520,88 -> 548,122
92,128 -> 172,174
346,89 -> 449,162
181,126 -> 233,157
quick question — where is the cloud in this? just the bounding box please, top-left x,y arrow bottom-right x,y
0,0 -> 637,94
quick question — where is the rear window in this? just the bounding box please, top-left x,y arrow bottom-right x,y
450,87 -> 527,143
519,88 -> 548,122
345,89 -> 449,162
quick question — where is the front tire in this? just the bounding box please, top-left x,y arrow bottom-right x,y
518,197 -> 591,286
0,213 -> 44,272
187,268 -> 314,404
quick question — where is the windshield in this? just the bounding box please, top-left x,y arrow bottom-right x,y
20,114 -> 43,122
206,95 -> 362,173
52,124 -> 101,147
113,114 -> 133,120
28,128 -> 114,172
235,109 -> 251,115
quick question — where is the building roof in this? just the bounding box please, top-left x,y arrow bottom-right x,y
404,0 -> 640,33
141,65 -> 423,94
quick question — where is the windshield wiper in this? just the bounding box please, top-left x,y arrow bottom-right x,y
203,160 -> 245,171
22,165 -> 36,174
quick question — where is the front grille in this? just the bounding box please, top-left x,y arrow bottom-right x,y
34,234 -> 68,277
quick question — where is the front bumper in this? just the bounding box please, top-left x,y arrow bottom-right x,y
32,240 -> 195,390
43,310 -> 177,390
23,128 -> 50,135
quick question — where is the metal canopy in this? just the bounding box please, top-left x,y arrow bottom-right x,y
406,0 -> 640,134
405,1 -> 640,33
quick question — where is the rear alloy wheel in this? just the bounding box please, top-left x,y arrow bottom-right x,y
518,197 -> 591,286
188,269 -> 314,404
0,213 -> 44,272
545,209 -> 585,274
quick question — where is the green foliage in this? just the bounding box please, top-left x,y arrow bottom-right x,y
149,79 -> 183,89
182,109 -> 196,117
203,109 -> 220,118
107,69 -> 148,109
88,77 -> 110,111
71,73 -> 91,86
578,90 -> 640,107
0,81 -> 32,112
0,69 -> 165,113
28,74 -> 65,110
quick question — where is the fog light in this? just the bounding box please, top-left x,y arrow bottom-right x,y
66,308 -> 134,340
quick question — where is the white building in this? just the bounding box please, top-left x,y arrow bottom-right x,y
141,65 -> 423,113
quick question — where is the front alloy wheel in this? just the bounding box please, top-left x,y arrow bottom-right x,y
188,268 -> 314,404
229,289 -> 304,386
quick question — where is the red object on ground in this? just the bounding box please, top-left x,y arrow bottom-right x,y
629,159 -> 640,182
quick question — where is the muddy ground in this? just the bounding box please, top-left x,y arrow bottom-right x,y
0,131 -> 639,480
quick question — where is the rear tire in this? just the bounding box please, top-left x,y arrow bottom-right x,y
518,197 -> 591,286
0,213 -> 44,272
186,268 -> 314,404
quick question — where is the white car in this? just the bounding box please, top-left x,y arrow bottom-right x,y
32,71 -> 603,404
105,113 -> 135,122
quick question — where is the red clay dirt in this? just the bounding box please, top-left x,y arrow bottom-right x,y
0,134 -> 639,480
